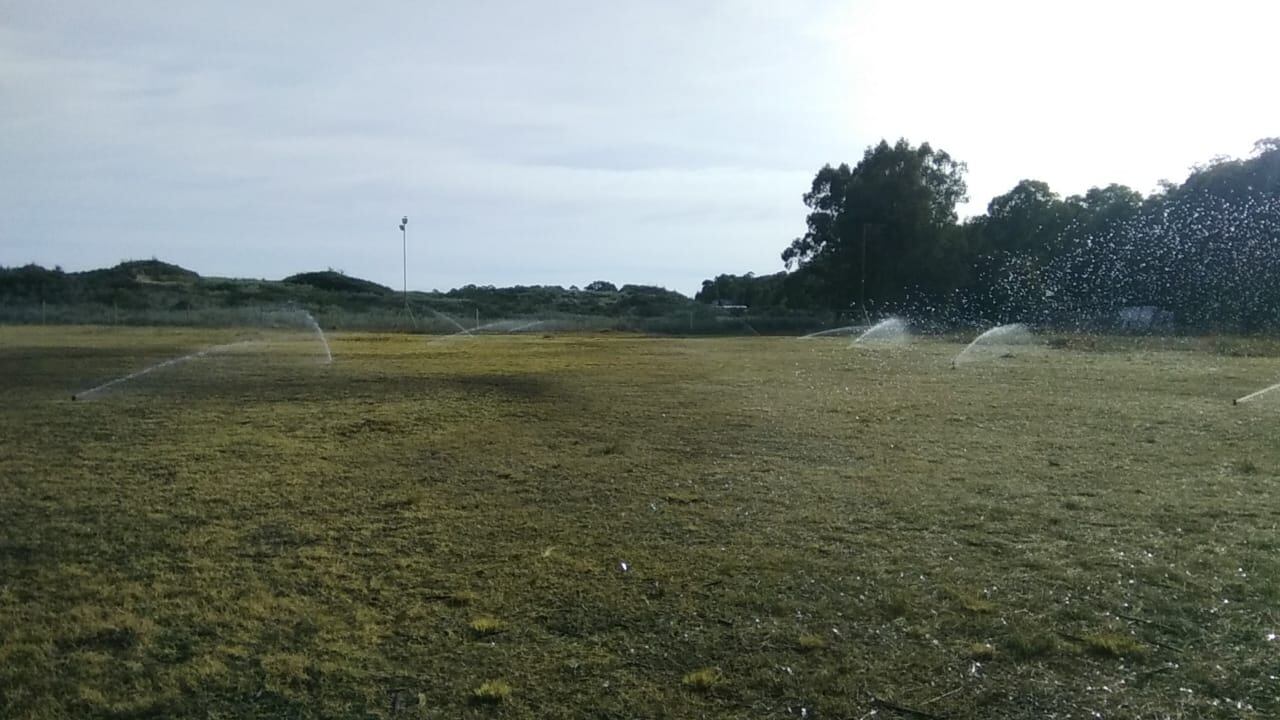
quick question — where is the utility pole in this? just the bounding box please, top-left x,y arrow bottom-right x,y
399,216 -> 409,311
859,222 -> 885,324
860,224 -> 868,322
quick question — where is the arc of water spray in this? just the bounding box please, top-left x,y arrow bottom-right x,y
852,317 -> 908,345
471,319 -> 544,334
800,324 -> 866,339
300,311 -> 333,364
428,319 -> 545,344
1234,380 -> 1280,405
71,340 -> 256,401
952,323 -> 1031,367
428,309 -> 472,335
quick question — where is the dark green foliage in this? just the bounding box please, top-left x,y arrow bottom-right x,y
0,262 -> 741,332
697,271 -> 789,308
967,179 -> 1075,261
0,260 -> 200,310
1170,138 -> 1280,202
779,138 -> 970,312
282,270 -> 392,294
440,283 -> 694,319
0,263 -> 68,302
91,259 -> 199,284
614,284 -> 691,317
701,138 -> 1280,331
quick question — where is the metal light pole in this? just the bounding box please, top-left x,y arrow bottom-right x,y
860,223 -> 867,319
859,222 -> 884,323
398,216 -> 409,311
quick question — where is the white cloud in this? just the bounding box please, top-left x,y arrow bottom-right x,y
1,1 -> 1273,292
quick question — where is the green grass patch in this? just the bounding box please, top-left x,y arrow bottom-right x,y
1,327 -> 1278,717
1006,630 -> 1060,660
471,679 -> 512,704
797,633 -> 827,651
447,590 -> 479,606
468,616 -> 506,637
947,587 -> 996,613
682,668 -> 721,692
1080,632 -> 1149,659
968,642 -> 997,660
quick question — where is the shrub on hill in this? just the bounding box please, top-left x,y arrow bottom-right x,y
282,271 -> 392,294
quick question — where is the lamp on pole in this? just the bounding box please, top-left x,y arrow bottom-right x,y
398,216 -> 409,311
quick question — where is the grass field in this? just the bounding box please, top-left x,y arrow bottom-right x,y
1,326 -> 1278,719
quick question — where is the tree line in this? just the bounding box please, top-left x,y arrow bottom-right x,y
698,138 -> 1280,330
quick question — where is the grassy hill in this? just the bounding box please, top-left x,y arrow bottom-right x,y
0,260 -> 765,332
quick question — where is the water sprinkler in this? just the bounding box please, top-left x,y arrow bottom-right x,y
1234,380 -> 1280,406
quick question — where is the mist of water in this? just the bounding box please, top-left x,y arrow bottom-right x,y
953,323 -> 1033,366
428,309 -> 472,335
472,319 -> 547,334
1235,379 -> 1280,405
852,317 -> 908,345
508,320 -> 545,333
428,318 -> 549,344
470,319 -> 517,334
800,324 -> 867,339
72,340 -> 256,400
300,310 -> 332,363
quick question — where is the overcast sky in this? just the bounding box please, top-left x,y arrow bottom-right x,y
2,1 -> 1276,294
